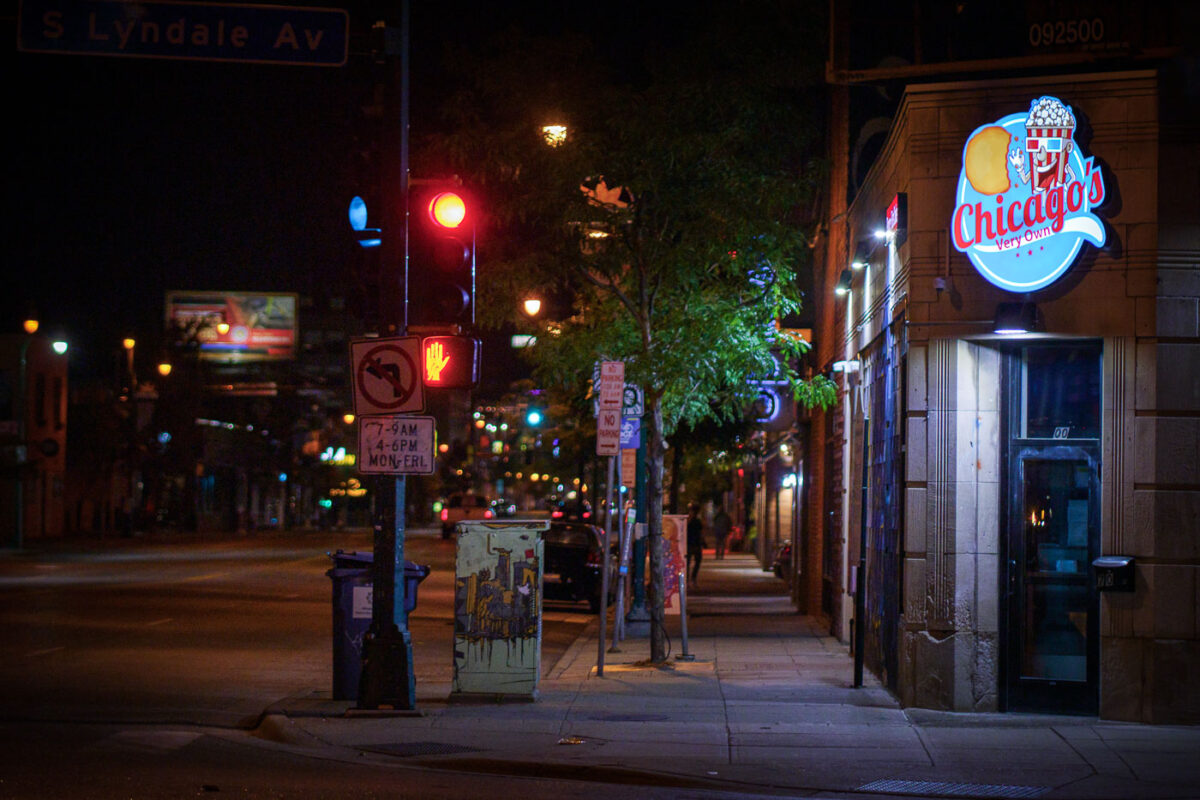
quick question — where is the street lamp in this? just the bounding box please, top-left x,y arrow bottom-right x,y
157,361 -> 172,377
523,297 -> 542,317
541,124 -> 567,147
12,321 -> 38,548
122,338 -> 136,391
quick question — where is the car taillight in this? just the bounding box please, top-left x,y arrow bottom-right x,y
440,509 -> 448,522
586,550 -> 603,567
551,510 -> 563,519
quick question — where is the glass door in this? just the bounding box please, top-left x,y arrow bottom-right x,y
1003,343 -> 1101,714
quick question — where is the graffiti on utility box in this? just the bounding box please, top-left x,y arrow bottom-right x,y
452,521 -> 546,699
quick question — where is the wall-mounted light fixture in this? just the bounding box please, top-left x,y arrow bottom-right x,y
834,269 -> 853,296
831,359 -> 861,373
994,302 -> 1038,335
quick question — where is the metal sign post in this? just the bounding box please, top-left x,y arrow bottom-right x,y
358,0 -> 415,712
597,455 -> 614,677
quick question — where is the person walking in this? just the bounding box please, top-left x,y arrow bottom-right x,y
713,504 -> 732,560
686,503 -> 704,587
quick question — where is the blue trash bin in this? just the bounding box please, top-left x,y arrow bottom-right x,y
326,551 -> 431,701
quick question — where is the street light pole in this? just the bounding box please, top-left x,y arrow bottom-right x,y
12,332 -> 34,550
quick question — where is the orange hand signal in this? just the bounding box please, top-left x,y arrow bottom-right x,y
425,341 -> 451,383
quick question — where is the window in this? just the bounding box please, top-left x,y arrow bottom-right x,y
1020,344 -> 1101,439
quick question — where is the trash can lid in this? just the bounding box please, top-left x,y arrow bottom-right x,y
329,550 -> 373,566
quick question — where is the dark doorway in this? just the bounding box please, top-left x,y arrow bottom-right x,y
1002,343 -> 1101,714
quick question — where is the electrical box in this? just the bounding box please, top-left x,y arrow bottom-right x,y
1093,555 -> 1135,592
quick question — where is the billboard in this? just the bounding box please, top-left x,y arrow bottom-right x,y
165,291 -> 297,362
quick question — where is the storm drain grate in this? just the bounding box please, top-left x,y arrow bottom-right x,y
587,713 -> 670,722
857,779 -> 1049,799
359,741 -> 482,758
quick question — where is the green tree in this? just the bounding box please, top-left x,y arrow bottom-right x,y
429,6 -> 835,660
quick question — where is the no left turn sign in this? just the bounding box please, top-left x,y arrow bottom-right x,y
350,336 -> 425,415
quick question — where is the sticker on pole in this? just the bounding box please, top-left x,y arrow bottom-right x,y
358,415 -> 436,474
351,336 -> 424,415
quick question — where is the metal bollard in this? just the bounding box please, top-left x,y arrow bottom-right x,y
676,570 -> 695,661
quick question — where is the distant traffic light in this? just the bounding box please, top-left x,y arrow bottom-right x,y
422,335 -> 480,389
348,195 -> 382,248
410,181 -> 475,326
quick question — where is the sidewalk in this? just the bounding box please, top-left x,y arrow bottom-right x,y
263,554 -> 1200,799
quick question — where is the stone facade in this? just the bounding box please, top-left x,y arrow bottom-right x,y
827,70 -> 1199,721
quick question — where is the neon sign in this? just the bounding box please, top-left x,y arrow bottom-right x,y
951,96 -> 1106,292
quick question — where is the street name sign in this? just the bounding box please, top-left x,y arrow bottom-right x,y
358,415 -> 436,475
351,336 -> 424,416
18,0 -> 349,66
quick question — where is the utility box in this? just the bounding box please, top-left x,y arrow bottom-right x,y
1093,555 -> 1135,592
452,521 -> 546,700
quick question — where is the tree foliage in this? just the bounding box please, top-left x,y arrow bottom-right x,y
422,3 -> 835,659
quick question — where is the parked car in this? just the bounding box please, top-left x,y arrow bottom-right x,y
542,521 -> 617,612
440,492 -> 493,538
550,498 -> 593,521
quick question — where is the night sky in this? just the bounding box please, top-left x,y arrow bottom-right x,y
9,5 -> 373,379
5,1 -> 782,383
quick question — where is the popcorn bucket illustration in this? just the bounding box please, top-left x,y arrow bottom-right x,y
1024,98 -> 1075,193
1026,125 -> 1072,192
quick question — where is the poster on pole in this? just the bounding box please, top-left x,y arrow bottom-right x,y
661,514 -> 688,616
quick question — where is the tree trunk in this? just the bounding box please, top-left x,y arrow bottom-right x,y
645,389 -> 667,662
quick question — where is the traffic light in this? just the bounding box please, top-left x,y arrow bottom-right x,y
348,196 -> 382,249
422,335 -> 480,389
409,181 -> 475,326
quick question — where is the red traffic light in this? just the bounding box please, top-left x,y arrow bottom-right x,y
422,336 -> 480,389
428,192 -> 466,229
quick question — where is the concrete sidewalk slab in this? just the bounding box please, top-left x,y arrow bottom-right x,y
262,553 -> 1199,799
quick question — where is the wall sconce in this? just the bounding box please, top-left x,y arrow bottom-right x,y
832,359 -> 861,373
834,269 -> 853,296
994,302 -> 1038,335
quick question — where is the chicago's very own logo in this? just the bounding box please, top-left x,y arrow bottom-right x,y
952,96 -> 1106,292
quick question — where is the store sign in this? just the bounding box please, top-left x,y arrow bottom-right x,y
951,95 -> 1106,292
